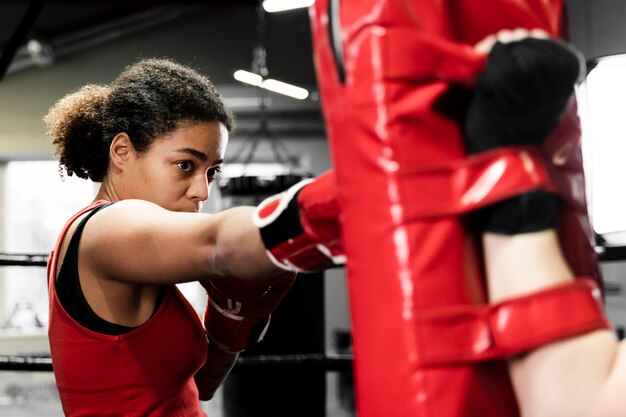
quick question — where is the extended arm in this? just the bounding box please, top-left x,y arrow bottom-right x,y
82,171 -> 343,285
484,232 -> 625,417
81,201 -> 287,284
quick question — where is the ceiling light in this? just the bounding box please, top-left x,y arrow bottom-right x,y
233,70 -> 309,100
261,79 -> 309,100
234,69 -> 263,86
262,0 -> 314,13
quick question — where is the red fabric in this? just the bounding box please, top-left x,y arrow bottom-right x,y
310,1 -> 596,417
47,201 -> 208,417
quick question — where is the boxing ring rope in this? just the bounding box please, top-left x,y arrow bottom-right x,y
0,252 -> 354,373
0,353 -> 354,373
0,253 -> 48,267
0,355 -> 53,372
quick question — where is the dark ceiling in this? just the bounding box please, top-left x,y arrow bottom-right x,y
0,0 -> 324,139
0,0 -> 318,85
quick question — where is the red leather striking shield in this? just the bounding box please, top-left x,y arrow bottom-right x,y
309,1 -> 600,416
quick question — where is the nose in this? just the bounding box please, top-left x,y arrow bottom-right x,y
188,171 -> 210,205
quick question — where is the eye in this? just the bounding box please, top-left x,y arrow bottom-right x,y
176,161 -> 194,172
206,166 -> 222,181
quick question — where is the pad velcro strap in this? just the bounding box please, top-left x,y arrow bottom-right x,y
416,279 -> 609,366
383,27 -> 487,86
396,146 -> 557,219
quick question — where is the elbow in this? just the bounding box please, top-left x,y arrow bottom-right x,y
214,253 -> 237,279
208,243 -> 232,278
210,244 -> 284,280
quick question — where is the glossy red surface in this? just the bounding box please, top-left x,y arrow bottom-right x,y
310,1 -> 598,416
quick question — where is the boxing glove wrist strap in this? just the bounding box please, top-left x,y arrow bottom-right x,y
253,174 -> 345,273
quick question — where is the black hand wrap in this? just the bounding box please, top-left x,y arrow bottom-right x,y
463,37 -> 584,234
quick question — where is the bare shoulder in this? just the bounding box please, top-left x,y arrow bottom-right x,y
85,199 -> 185,232
79,199 -> 217,280
93,199 -> 166,219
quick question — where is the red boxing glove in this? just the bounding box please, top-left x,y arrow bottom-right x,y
253,170 -> 345,273
201,272 -> 296,353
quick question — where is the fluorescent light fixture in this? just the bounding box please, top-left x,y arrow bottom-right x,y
233,69 -> 263,86
233,70 -> 309,100
262,0 -> 314,13
261,79 -> 309,100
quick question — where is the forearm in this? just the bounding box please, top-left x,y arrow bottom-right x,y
194,343 -> 239,401
483,230 -> 622,417
509,330 -> 619,417
209,206 -> 283,279
209,172 -> 344,277
483,230 -> 573,302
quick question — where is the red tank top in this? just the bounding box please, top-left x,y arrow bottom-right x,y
47,201 -> 208,417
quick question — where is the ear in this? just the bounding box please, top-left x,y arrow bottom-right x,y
109,133 -> 135,170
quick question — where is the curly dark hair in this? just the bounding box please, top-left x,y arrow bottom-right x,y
44,58 -> 235,182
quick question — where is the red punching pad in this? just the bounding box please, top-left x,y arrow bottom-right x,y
309,1 -> 599,417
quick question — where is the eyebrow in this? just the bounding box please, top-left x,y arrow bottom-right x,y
174,147 -> 208,162
174,148 -> 224,166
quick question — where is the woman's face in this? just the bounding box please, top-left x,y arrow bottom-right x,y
123,121 -> 228,212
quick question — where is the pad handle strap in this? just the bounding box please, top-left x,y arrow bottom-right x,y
416,278 -> 610,365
